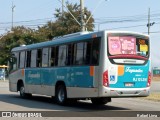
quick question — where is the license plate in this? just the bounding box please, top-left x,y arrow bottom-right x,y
125,83 -> 134,87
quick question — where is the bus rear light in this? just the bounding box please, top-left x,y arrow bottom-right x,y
147,72 -> 151,87
103,70 -> 109,87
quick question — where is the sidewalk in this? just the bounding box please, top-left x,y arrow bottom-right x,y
0,79 -> 8,82
0,79 -> 9,88
0,77 -> 8,82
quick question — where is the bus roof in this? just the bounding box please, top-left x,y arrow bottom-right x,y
11,30 -> 149,52
11,31 -> 100,52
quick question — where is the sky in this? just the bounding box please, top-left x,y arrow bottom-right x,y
0,0 -> 160,67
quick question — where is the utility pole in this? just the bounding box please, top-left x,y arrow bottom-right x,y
11,1 -> 16,30
80,0 -> 85,32
148,8 -> 150,35
62,0 -> 64,17
147,8 -> 155,35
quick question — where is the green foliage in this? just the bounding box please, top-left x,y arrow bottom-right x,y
0,2 -> 94,65
52,2 -> 94,36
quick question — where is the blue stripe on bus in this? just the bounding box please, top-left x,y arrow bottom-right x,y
25,66 -> 94,88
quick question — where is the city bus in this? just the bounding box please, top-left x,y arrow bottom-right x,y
9,30 -> 151,105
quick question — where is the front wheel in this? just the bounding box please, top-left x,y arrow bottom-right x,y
19,83 -> 32,98
20,84 -> 26,98
55,85 -> 67,105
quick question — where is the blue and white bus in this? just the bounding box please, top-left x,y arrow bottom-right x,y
9,30 -> 151,105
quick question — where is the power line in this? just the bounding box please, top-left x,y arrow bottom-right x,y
0,17 -> 54,25
95,12 -> 160,23
95,15 -> 160,24
95,11 -> 160,19
97,22 -> 160,31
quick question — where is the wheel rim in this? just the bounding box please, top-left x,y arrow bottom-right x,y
58,88 -> 65,103
20,86 -> 25,96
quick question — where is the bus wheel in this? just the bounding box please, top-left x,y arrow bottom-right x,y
55,85 -> 67,105
19,84 -> 26,98
91,97 -> 111,105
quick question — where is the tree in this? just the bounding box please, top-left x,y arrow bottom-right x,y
38,2 -> 94,38
0,26 -> 38,64
55,2 -> 94,34
0,2 -> 95,65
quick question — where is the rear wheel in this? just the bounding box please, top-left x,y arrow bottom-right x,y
91,97 -> 111,105
55,85 -> 67,105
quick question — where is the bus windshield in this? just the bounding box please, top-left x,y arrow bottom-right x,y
107,33 -> 149,64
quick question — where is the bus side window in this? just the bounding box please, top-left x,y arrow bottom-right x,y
10,52 -> 19,71
19,51 -> 25,68
66,44 -> 74,66
16,52 -> 20,69
50,47 -> 55,67
37,49 -> 42,67
26,51 -> 31,68
50,46 -> 58,67
75,42 -> 84,65
58,45 -> 66,66
42,48 -> 49,67
91,38 -> 100,65
84,41 -> 92,65
31,50 -> 37,67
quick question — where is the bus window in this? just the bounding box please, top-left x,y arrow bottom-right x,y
91,38 -> 100,65
50,47 -> 55,67
84,41 -> 92,65
55,47 -> 59,66
37,49 -> 42,67
10,52 -> 19,72
26,51 -> 31,68
50,46 -> 59,67
58,45 -> 66,66
66,44 -> 74,66
75,42 -> 84,65
108,34 -> 149,64
19,51 -> 25,68
42,48 -> 49,67
31,50 -> 37,67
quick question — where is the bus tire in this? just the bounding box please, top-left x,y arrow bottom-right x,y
19,83 -> 32,98
55,85 -> 67,105
91,97 -> 111,105
19,83 -> 26,98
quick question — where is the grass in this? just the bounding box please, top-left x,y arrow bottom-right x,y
142,76 -> 160,101
152,76 -> 160,81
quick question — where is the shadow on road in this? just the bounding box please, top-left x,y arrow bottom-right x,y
0,93 -> 129,111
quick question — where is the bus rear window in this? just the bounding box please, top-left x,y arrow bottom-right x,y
108,35 -> 149,58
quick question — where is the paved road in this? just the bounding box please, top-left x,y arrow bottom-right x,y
0,80 -> 160,119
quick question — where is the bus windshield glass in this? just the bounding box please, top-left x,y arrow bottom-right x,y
108,34 -> 149,59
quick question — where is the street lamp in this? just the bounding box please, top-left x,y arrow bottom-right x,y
86,0 -> 110,31
147,22 -> 155,35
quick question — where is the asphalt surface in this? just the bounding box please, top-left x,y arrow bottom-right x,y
0,80 -> 160,120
